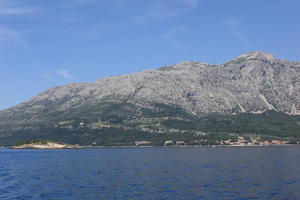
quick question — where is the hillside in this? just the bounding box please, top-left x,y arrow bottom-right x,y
0,51 -> 299,146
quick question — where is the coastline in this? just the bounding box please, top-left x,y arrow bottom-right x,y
83,144 -> 294,148
2,144 -> 298,150
10,141 -> 82,149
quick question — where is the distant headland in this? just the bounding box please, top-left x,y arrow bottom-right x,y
11,140 -> 82,149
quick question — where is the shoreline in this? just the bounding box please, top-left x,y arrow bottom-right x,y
2,144 -> 298,149
83,144 -> 295,148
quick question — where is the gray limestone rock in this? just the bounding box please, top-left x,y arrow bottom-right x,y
0,51 -> 299,126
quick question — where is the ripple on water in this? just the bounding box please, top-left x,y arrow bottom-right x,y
0,147 -> 300,200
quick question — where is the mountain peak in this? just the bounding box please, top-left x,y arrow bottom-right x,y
237,51 -> 274,61
0,52 -> 299,146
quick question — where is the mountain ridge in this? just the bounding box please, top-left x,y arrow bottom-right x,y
1,51 -> 298,109
0,51 -> 300,146
1,51 -> 299,118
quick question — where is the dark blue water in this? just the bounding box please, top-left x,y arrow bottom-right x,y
0,147 -> 300,200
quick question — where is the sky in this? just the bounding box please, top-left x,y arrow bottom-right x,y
0,0 -> 300,110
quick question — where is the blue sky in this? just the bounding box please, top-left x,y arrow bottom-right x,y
0,0 -> 300,110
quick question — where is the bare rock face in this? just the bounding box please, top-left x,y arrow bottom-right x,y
0,51 -> 299,126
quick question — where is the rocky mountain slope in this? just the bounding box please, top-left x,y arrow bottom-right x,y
0,51 -> 299,146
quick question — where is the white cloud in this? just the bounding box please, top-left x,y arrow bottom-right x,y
41,73 -> 56,83
0,7 -> 36,15
224,18 -> 252,47
57,69 -> 76,79
42,69 -> 76,82
0,26 -> 26,46
83,23 -> 109,40
161,25 -> 189,48
136,0 -> 201,24
0,1 -> 38,47
76,0 -> 95,3
0,0 -> 38,15
0,26 -> 21,41
181,0 -> 200,7
75,0 -> 106,4
136,5 -> 178,24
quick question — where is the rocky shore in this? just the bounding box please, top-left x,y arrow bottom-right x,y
12,141 -> 82,149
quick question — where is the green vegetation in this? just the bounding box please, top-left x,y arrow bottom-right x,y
161,110 -> 300,138
1,100 -> 300,147
14,139 -> 51,146
6,127 -> 237,147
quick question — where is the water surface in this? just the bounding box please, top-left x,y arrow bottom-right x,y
0,147 -> 300,200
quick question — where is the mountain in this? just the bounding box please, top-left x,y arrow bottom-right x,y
0,51 -> 300,146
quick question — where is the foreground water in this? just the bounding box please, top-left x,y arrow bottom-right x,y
0,147 -> 300,200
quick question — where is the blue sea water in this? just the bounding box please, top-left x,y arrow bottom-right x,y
0,147 -> 300,200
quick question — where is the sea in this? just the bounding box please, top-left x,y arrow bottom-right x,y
0,146 -> 300,200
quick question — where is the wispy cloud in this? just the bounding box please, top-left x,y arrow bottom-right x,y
41,73 -> 56,83
181,0 -> 201,7
0,1 -> 39,47
136,6 -> 177,24
223,18 -> 252,47
75,0 -> 100,4
82,23 -> 109,40
41,69 -> 76,83
0,0 -> 38,15
0,26 -> 26,46
161,25 -> 189,48
75,0 -> 132,5
57,69 -> 76,79
136,0 -> 201,24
